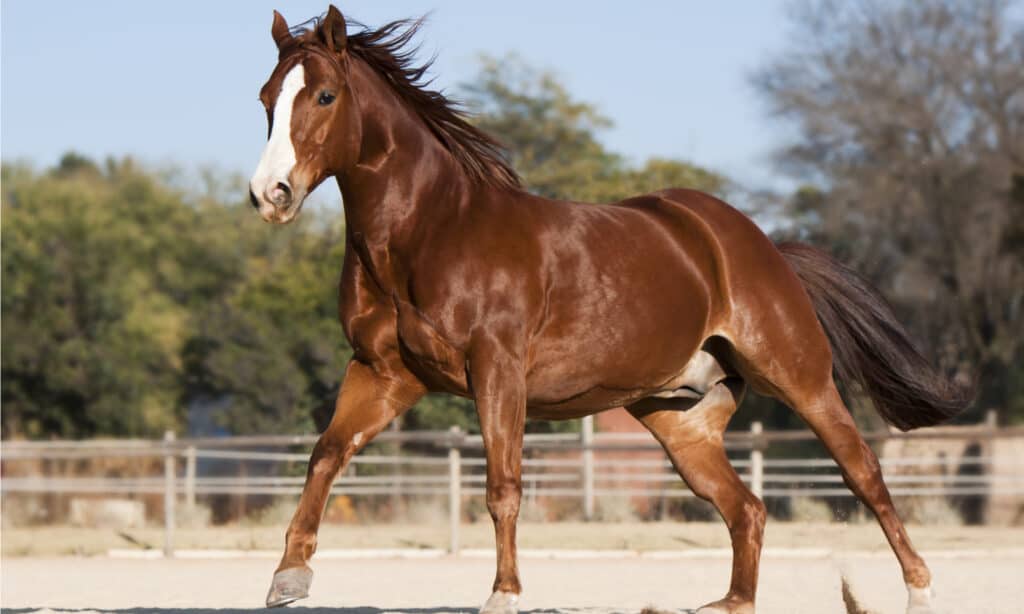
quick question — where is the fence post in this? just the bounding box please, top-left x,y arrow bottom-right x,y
750,421 -> 764,499
448,426 -> 462,555
389,420 -> 401,516
184,445 -> 197,514
163,430 -> 177,558
983,409 -> 998,520
581,415 -> 595,520
984,409 -> 998,430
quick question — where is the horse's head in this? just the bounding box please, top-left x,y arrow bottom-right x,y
249,5 -> 358,224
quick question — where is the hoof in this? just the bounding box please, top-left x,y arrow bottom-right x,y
696,596 -> 754,614
906,583 -> 934,614
479,590 -> 519,614
266,566 -> 313,608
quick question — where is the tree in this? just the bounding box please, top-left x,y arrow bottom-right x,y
180,208 -> 351,436
754,0 -> 1024,423
3,156 -> 202,437
1,155 -> 354,438
463,55 -> 728,203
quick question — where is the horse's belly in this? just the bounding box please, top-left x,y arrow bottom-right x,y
525,345 -> 727,418
524,293 -> 712,415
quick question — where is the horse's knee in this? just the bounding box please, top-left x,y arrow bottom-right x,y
307,439 -> 342,476
310,427 -> 364,472
486,479 -> 522,520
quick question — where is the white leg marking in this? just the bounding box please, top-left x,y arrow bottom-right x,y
479,590 -> 519,614
251,64 -> 305,194
906,583 -> 934,613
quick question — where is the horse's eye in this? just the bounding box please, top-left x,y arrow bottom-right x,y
318,92 -> 336,106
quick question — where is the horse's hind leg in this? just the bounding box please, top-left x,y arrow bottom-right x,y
628,380 -> 763,614
783,380 -> 934,612
735,348 -> 933,611
721,256 -> 935,612
265,360 -> 424,607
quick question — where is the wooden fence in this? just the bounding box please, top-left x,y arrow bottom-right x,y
3,414 -> 1023,556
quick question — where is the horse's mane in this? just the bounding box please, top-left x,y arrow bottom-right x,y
291,16 -> 522,192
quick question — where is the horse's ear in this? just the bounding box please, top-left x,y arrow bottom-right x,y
271,10 -> 292,50
320,5 -> 348,51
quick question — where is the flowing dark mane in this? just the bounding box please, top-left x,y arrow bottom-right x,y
292,16 -> 521,191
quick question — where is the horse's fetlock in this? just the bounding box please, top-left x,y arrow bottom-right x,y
286,530 -> 317,560
905,562 -> 932,588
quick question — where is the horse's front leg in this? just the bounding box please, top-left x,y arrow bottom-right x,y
472,347 -> 527,614
265,359 -> 424,607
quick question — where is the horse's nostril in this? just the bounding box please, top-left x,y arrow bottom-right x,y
249,189 -> 260,209
263,181 -> 294,208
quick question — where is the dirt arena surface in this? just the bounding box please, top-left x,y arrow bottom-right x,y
5,521 -> 1023,556
3,551 -> 1022,614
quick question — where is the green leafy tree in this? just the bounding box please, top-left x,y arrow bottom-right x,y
180,209 -> 351,435
464,55 -> 728,203
1,155 -> 353,438
3,156 -> 200,437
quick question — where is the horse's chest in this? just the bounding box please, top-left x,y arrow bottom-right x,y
340,238 -> 474,394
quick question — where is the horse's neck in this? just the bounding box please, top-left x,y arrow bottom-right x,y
337,61 -> 474,247
338,146 -> 475,247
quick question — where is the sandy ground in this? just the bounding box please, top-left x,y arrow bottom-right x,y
3,552 -> 1023,614
4,521 -> 1022,557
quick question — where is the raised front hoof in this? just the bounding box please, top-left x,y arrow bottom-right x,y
265,566 -> 313,608
696,596 -> 755,614
479,590 -> 520,614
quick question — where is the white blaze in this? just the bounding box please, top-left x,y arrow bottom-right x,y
251,64 -> 305,195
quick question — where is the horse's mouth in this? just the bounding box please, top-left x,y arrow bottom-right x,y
256,193 -> 306,225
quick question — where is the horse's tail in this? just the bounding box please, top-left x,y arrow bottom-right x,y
777,242 -> 973,431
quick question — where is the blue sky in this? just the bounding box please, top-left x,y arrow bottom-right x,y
2,1 -> 795,195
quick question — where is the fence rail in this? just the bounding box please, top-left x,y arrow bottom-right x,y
3,414 -> 1023,556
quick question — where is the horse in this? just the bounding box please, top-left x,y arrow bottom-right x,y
248,6 -> 970,613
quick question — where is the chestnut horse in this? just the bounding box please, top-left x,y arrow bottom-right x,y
249,7 -> 969,614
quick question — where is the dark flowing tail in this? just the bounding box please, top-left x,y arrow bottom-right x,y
778,242 -> 973,431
